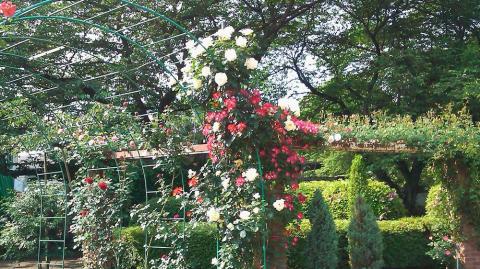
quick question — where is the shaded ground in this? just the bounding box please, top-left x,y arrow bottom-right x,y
0,260 -> 82,268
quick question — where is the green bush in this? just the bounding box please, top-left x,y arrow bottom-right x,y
304,190 -> 338,269
124,217 -> 438,269
122,223 -> 217,269
289,217 -> 438,269
299,180 -> 406,220
348,196 -> 384,269
348,155 -> 369,211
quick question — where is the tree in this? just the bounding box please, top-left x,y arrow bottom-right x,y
305,190 -> 338,269
348,155 -> 369,211
347,196 -> 384,269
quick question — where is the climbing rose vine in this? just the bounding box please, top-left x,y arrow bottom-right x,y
176,26 -> 321,268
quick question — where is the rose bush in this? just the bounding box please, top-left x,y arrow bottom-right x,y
173,26 -> 322,268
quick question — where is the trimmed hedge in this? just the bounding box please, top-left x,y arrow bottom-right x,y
299,180 -> 406,220
123,217 -> 437,269
289,217 -> 438,269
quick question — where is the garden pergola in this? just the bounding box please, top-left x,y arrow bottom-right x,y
1,1 -> 479,269
0,1 -> 213,268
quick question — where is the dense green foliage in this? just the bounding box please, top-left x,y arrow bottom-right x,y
348,196 -> 384,269
304,190 -> 338,269
347,155 -> 369,211
0,184 -> 65,260
299,180 -> 405,220
122,217 -> 436,269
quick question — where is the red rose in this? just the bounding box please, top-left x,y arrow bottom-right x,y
79,209 -> 89,217
98,181 -> 108,190
0,1 -> 16,17
84,177 -> 94,184
186,210 -> 192,218
173,213 -> 180,219
235,176 -> 246,187
172,186 -> 183,196
212,92 -> 221,99
290,182 -> 299,190
297,193 -> 306,204
227,124 -> 237,134
297,212 -> 304,219
236,122 -> 247,133
188,176 -> 198,187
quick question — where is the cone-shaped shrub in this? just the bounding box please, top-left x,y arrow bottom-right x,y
305,190 -> 338,269
347,196 -> 384,269
348,155 -> 369,211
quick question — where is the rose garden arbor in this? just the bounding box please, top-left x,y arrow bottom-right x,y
1,1 -> 480,269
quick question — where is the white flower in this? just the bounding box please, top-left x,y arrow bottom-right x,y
221,177 -> 230,189
201,36 -> 214,48
242,168 -> 258,182
235,36 -> 248,47
214,72 -> 228,86
215,171 -> 221,176
181,63 -> 192,74
239,210 -> 251,220
211,258 -> 219,265
284,117 -> 297,131
168,76 -> 177,86
334,133 -> 342,141
88,139 -> 95,146
215,26 -> 235,40
253,207 -> 260,214
227,223 -> 235,230
201,66 -> 211,77
253,193 -> 260,199
240,28 -> 254,36
186,40 -> 195,50
240,230 -> 247,238
245,58 -> 258,70
212,122 -> 221,132
57,128 -> 64,134
190,45 -> 206,58
224,48 -> 237,62
273,199 -> 285,211
327,135 -> 335,143
207,208 -> 220,222
192,78 -> 203,89
188,169 -> 196,178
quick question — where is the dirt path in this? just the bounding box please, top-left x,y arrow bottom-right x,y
0,260 -> 82,269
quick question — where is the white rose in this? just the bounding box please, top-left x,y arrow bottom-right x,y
227,223 -> 235,230
253,193 -> 260,199
181,63 -> 192,74
192,78 -> 202,89
211,258 -> 219,265
207,208 -> 220,222
215,171 -> 221,176
214,72 -> 228,86
186,40 -> 195,50
215,26 -> 235,40
221,177 -> 230,189
235,36 -> 248,47
201,66 -> 211,77
253,207 -> 260,214
273,199 -> 285,211
239,210 -> 251,220
224,48 -> 237,62
240,28 -> 254,36
168,76 -> 177,86
240,230 -> 247,238
188,169 -> 196,178
245,58 -> 258,70
278,99 -> 289,110
212,122 -> 221,132
284,119 -> 297,131
327,135 -> 335,143
201,36 -> 213,48
334,133 -> 342,141
242,168 -> 258,182
189,45 -> 205,58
